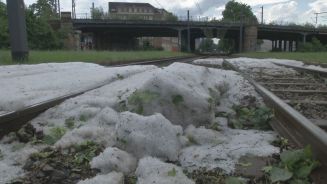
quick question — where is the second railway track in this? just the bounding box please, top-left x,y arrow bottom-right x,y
0,56 -> 202,138
223,59 -> 327,183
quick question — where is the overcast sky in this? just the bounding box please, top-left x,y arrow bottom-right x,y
22,0 -> 327,25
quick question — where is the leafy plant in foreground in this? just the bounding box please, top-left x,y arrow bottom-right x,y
43,126 -> 67,145
231,106 -> 273,130
73,141 -> 101,165
263,146 -> 320,183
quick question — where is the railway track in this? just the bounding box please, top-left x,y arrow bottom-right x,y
223,60 -> 327,183
0,56 -> 201,138
1,56 -> 327,183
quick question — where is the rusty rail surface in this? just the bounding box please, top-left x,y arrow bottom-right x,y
223,60 -> 327,182
0,56 -> 200,138
274,62 -> 327,77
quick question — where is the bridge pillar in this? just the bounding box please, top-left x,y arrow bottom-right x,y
243,25 -> 258,52
180,30 -> 188,52
289,41 -> 293,52
283,40 -> 287,52
178,29 -> 182,51
272,40 -> 276,50
278,40 -> 282,50
190,37 -> 196,52
302,33 -> 307,44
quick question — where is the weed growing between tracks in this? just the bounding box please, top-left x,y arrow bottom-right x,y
263,146 -> 320,184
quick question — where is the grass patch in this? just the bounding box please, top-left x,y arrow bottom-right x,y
235,52 -> 327,64
0,50 -> 192,65
43,126 -> 67,145
171,94 -> 184,106
127,90 -> 160,115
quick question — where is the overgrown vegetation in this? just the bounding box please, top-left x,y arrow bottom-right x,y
0,0 -> 69,50
215,0 -> 257,53
186,169 -> 248,184
73,141 -> 100,165
43,126 -> 67,145
230,106 -> 273,130
65,117 -> 75,129
298,37 -> 327,52
263,146 -> 320,184
127,90 -> 160,114
172,94 -> 184,106
167,168 -> 177,177
18,141 -> 103,183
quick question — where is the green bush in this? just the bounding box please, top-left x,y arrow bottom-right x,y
298,37 -> 326,52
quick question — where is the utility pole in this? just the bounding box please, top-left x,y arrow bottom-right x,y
187,10 -> 191,52
91,2 -> 95,19
261,6 -> 264,24
6,0 -> 29,61
239,11 -> 244,53
58,0 -> 61,18
72,0 -> 76,19
314,11 -> 327,26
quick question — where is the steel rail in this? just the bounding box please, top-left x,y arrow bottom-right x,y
223,60 -> 327,182
274,62 -> 327,77
0,56 -> 200,138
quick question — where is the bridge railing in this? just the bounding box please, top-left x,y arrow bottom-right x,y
72,16 -> 327,33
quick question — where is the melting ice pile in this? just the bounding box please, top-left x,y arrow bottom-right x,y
0,62 -> 279,184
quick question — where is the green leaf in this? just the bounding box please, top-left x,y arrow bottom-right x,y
280,149 -> 305,167
269,167 -> 293,183
294,161 -> 320,179
43,135 -> 56,145
167,168 -> 177,177
289,179 -> 311,184
303,145 -> 313,159
262,166 -> 272,173
225,177 -> 246,184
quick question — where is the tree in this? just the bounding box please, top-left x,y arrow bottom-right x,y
29,0 -> 58,19
91,7 -> 105,19
165,13 -> 178,21
218,39 -> 235,53
298,37 -> 326,52
25,8 -> 61,49
0,1 -> 9,48
222,0 -> 257,23
198,38 -> 216,52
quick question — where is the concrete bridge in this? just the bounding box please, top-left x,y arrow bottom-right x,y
72,19 -> 327,52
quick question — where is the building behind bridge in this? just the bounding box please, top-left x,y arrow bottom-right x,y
108,2 -> 170,21
107,2 -> 179,51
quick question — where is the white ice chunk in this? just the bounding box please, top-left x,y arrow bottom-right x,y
179,117 -> 279,173
0,63 -> 155,114
115,112 -> 183,161
77,172 -> 124,184
90,147 -> 137,175
185,125 -> 226,145
55,125 -> 116,149
192,58 -> 224,67
136,157 -> 195,184
226,57 -> 297,76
